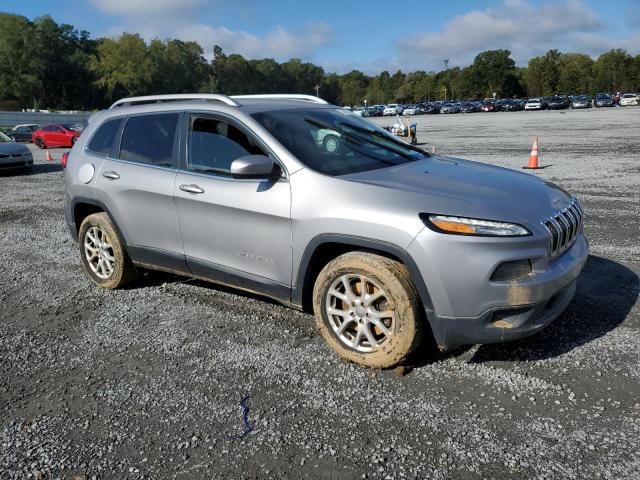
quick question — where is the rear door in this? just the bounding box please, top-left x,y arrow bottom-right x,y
173,113 -> 292,296
94,112 -> 188,273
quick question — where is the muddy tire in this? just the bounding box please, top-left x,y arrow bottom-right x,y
78,212 -> 137,289
313,251 -> 423,368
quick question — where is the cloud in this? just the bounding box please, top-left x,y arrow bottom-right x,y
174,22 -> 333,60
395,0 -> 629,70
89,0 -> 205,15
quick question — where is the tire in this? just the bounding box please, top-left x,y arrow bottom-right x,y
312,251 -> 423,368
35,137 -> 46,149
78,212 -> 137,289
322,134 -> 340,154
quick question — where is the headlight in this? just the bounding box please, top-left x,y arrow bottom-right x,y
420,214 -> 531,237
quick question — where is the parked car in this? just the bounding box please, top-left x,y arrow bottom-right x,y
64,93 -> 588,369
32,123 -> 82,148
547,96 -> 570,110
500,99 -> 524,112
481,101 -> 498,112
594,93 -> 614,107
403,105 -> 424,115
619,93 -> 639,106
571,95 -> 592,109
422,102 -> 439,114
440,102 -> 460,113
524,98 -> 546,110
383,104 -> 400,116
460,102 -> 480,113
0,131 -> 33,171
6,124 -> 39,142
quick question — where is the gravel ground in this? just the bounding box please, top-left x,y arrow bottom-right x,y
1,107 -> 639,479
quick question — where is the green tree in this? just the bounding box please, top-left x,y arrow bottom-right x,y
469,49 -> 520,98
558,53 -> 594,94
0,13 -> 43,108
91,33 -> 155,101
593,49 -> 637,93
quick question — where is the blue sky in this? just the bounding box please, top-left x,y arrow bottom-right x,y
4,0 -> 639,73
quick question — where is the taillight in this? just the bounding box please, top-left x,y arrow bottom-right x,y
61,152 -> 69,168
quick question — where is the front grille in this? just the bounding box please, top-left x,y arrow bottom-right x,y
542,198 -> 584,259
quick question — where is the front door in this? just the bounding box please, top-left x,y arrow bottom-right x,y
174,113 -> 292,299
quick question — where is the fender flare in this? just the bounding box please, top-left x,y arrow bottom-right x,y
292,233 -> 434,312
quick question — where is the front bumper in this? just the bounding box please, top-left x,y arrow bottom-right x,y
0,154 -> 33,170
408,229 -> 589,349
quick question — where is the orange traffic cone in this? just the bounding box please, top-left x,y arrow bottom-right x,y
523,136 -> 542,169
45,150 -> 53,162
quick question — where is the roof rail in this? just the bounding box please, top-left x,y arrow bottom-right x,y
110,94 -> 239,109
230,94 -> 329,105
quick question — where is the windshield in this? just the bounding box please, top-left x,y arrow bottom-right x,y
0,131 -> 12,142
252,108 -> 428,176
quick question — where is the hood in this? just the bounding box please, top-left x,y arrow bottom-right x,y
0,142 -> 30,155
340,155 -> 572,225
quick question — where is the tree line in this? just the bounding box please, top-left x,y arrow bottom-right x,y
1,12 -> 639,111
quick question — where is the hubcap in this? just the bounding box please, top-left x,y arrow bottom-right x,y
84,226 -> 115,279
325,274 -> 394,353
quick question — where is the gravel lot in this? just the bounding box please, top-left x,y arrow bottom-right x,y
1,107 -> 639,479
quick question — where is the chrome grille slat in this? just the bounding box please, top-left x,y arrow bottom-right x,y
542,198 -> 583,259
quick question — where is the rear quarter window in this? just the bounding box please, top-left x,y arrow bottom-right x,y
87,118 -> 123,156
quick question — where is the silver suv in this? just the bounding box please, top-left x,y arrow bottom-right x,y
64,94 -> 588,368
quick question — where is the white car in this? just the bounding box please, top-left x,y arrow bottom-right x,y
524,98 -> 544,110
383,104 -> 401,116
619,93 -> 639,106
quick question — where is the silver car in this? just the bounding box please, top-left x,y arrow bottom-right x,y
0,131 -> 33,171
64,93 -> 588,368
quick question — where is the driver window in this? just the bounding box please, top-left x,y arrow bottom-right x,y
188,116 -> 266,177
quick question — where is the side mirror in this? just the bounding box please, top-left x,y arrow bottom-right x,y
230,155 -> 280,180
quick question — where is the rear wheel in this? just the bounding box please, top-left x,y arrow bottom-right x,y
35,137 -> 46,149
78,212 -> 137,289
313,252 -> 423,368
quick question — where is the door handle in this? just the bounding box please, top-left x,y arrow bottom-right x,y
102,171 -> 120,180
179,184 -> 205,194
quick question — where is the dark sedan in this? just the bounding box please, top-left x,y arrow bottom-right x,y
6,124 -> 39,142
594,93 -> 614,107
460,102 -> 480,113
547,96 -> 570,110
481,101 -> 498,112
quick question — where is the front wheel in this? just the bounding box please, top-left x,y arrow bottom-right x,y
313,252 -> 423,368
78,212 -> 138,289
35,137 -> 46,149
322,134 -> 340,154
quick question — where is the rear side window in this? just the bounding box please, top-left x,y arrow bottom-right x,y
119,113 -> 179,168
87,118 -> 122,156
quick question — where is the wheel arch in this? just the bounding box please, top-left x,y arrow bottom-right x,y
71,197 -> 129,248
293,234 -> 434,315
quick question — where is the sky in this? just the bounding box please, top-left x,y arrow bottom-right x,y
3,0 -> 639,73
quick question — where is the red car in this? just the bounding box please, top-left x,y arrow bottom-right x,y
32,124 -> 82,149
